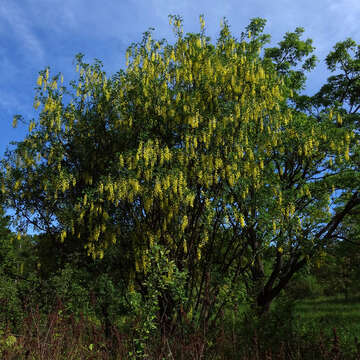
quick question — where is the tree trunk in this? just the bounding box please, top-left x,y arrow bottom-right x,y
256,290 -> 275,316
158,290 -> 176,340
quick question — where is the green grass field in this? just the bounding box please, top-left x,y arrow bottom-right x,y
293,295 -> 360,355
219,294 -> 360,358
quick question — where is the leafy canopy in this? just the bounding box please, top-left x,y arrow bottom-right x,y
1,16 -> 359,316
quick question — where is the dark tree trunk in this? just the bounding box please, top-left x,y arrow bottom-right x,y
256,291 -> 273,316
101,303 -> 112,339
256,255 -> 308,316
158,290 -> 177,340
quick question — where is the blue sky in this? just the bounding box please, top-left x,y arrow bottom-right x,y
1,0 -> 359,158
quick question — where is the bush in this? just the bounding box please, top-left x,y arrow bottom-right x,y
285,274 -> 324,300
0,276 -> 23,331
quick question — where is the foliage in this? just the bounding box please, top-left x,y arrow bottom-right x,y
1,14 -> 360,338
0,208 -> 41,332
285,272 -> 324,299
127,243 -> 188,358
1,295 -> 359,359
293,295 -> 360,357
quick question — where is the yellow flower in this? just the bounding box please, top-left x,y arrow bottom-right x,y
12,116 -> 18,128
111,233 -> 117,244
37,75 -> 43,86
239,214 -> 245,228
199,15 -> 205,30
60,230 -> 67,243
181,215 -> 188,232
129,282 -> 135,293
154,180 -> 161,195
337,113 -> 342,125
273,221 -> 276,233
14,180 -> 21,190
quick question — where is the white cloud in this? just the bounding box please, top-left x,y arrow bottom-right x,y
328,0 -> 360,36
0,1 -> 44,60
0,90 -> 21,110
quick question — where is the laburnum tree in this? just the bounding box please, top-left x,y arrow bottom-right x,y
1,15 -> 359,333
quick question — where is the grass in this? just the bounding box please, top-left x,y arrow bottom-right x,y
1,294 -> 360,359
293,294 -> 360,356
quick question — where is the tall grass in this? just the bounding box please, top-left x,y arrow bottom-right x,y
1,295 -> 360,359
293,294 -> 360,358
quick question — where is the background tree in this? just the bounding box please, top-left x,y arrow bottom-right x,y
311,194 -> 360,299
291,37 -> 360,301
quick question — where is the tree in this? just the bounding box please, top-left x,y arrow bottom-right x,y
311,193 -> 360,299
1,15 -> 359,334
294,37 -> 360,300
